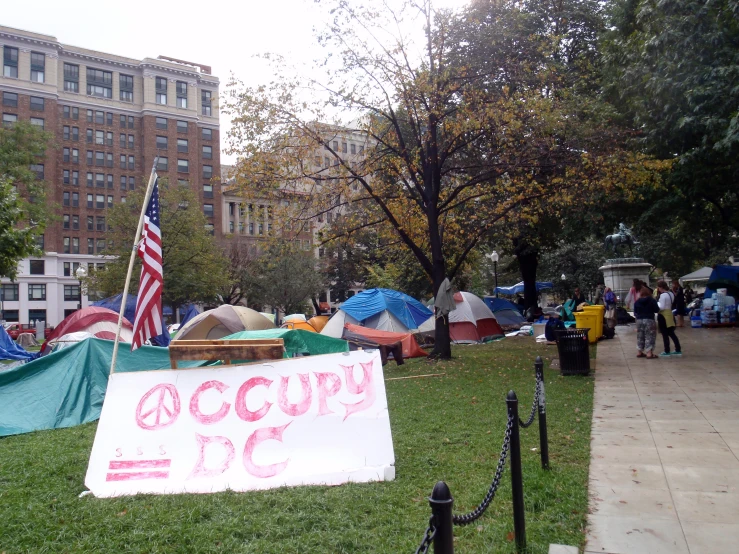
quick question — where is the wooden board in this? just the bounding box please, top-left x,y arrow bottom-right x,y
168,339 -> 285,369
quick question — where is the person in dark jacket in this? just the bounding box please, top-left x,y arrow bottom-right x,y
672,279 -> 686,327
634,286 -> 660,358
572,287 -> 587,308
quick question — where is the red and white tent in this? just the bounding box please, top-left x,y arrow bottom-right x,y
41,307 -> 134,355
419,291 -> 504,344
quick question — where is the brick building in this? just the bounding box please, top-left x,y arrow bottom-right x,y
0,25 -> 220,326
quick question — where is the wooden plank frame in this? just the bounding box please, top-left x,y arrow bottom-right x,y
168,339 -> 285,369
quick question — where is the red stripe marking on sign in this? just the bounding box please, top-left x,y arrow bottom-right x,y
105,471 -> 169,482
108,459 -> 171,470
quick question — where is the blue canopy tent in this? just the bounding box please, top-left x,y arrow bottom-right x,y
705,265 -> 739,299
483,297 -> 526,326
493,281 -> 554,295
92,293 -> 170,346
340,288 -> 432,329
0,325 -> 39,361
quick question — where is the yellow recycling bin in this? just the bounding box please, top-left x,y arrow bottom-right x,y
583,305 -> 605,340
574,311 -> 599,344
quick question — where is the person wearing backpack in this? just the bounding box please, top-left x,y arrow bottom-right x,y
656,280 -> 682,357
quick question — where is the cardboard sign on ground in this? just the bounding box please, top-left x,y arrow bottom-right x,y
85,351 -> 395,497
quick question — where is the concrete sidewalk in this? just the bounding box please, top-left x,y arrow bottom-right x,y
586,324 -> 739,554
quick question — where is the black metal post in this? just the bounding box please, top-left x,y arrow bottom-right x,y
535,356 -> 550,470
506,391 -> 526,552
494,261 -> 498,298
429,481 -> 454,554
78,278 -> 82,311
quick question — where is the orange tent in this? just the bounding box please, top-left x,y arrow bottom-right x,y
342,323 -> 427,358
308,315 -> 329,333
281,320 -> 318,333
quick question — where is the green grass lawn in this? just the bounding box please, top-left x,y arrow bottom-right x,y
0,339 -> 594,553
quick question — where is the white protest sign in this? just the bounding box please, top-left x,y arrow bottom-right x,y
85,351 -> 395,497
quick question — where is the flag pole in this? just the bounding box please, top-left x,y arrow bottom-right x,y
109,157 -> 159,375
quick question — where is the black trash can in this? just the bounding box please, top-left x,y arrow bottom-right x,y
555,328 -> 591,376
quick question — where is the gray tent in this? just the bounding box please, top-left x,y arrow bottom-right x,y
680,267 -> 712,284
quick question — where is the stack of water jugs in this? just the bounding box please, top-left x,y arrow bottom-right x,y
695,289 -> 737,327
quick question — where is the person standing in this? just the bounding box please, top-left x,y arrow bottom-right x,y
672,279 -> 686,327
634,286 -> 660,358
572,287 -> 587,308
657,280 -> 682,356
625,278 -> 642,311
604,286 -> 618,330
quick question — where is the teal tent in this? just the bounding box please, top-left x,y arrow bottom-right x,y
222,328 -> 349,358
0,338 -> 204,437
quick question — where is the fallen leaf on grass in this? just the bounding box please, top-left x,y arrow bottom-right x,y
506,532 -> 515,542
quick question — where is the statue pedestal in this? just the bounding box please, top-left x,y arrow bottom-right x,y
599,258 -> 653,296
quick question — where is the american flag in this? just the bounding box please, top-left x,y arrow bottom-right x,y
131,177 -> 163,351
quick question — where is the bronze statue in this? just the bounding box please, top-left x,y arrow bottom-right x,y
604,223 -> 639,255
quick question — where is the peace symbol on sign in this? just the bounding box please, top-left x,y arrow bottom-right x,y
135,384 -> 181,430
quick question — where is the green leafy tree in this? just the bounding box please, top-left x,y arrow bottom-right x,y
0,121 -> 52,279
219,241 -> 259,306
249,243 -> 325,316
86,181 -> 230,315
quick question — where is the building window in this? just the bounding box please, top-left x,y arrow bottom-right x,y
2,113 -> 17,127
120,175 -> 127,190
120,114 -> 126,127
28,284 -> 46,301
2,92 -> 18,107
106,131 -> 113,146
72,107 -> 79,120
87,215 -> 93,230
63,169 -> 70,184
86,129 -> 93,143
156,77 -> 167,105
204,224 -> 214,235
96,216 -> 105,231
30,118 -> 44,129
106,112 -> 113,125
108,195 -> 113,208
229,221 -> 234,234
202,145 -> 212,159
156,136 -> 168,149
71,238 -> 78,254
72,215 -> 79,229
95,130 -> 104,145
29,260 -> 45,275
63,214 -> 70,229
177,120 -> 188,133
95,194 -> 104,209
177,139 -> 188,153
95,151 -> 104,166
95,173 -> 104,188
87,238 -> 94,254
128,116 -> 134,129
156,117 -> 167,130
63,63 -> 79,92
30,164 -> 44,180
202,128 -> 212,140
106,153 -> 113,167
97,239 -> 106,252
72,192 -> 79,207
87,68 -> 113,98
3,46 -> 19,78
63,149 -> 71,163
86,194 -> 93,208
177,159 -> 189,173
203,204 -> 214,218
63,126 -> 71,140
201,90 -> 212,116
30,52 -> 45,83
128,176 -> 135,190
203,165 -> 213,179
119,74 -> 134,102
64,285 -> 81,302
342,142 -> 348,153
72,169 -> 79,184
28,309 -> 46,324
1,284 -> 19,302
86,109 -> 93,123
249,222 -> 254,235
63,105 -> 70,118
120,133 -> 126,148
128,156 -> 134,170
107,174 -> 114,188
63,192 -> 70,206
86,172 -> 93,187
157,157 -> 168,171
128,135 -> 134,149
333,141 -> 339,150
351,143 -> 356,154
203,183 -> 213,198
72,127 -> 79,141
120,154 -> 126,169
176,81 -> 187,108
95,110 -> 104,124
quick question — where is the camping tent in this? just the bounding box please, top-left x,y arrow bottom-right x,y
0,338 -> 205,437
92,293 -> 170,346
321,288 -> 432,338
341,323 -> 427,358
41,307 -> 134,355
308,315 -> 329,332
680,267 -> 713,284
419,292 -> 504,343
222,328 -> 349,357
0,325 -> 38,361
175,305 -> 275,340
705,265 -> 739,299
494,281 -> 554,295
483,297 -> 526,327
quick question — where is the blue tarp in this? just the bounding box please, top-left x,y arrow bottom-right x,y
179,304 -> 200,328
494,281 -> 554,295
340,288 -> 432,329
483,297 -> 526,326
705,265 -> 739,299
0,325 -> 39,361
92,293 -> 170,346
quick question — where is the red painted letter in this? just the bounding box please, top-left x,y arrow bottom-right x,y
234,377 -> 273,422
135,383 -> 181,430
277,373 -> 312,417
189,380 -> 231,424
340,361 -> 377,420
187,433 -> 235,479
314,372 -> 341,416
243,423 -> 291,478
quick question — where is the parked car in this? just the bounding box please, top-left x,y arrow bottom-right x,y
4,323 -> 53,340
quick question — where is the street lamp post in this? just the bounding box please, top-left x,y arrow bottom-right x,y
76,265 -> 87,311
488,251 -> 500,298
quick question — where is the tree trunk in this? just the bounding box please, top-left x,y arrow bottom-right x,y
428,206 -> 451,359
515,240 -> 539,313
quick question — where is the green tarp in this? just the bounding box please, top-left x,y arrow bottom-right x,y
222,328 -> 349,357
0,338 -> 203,437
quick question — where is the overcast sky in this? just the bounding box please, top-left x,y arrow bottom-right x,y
2,0 -> 470,162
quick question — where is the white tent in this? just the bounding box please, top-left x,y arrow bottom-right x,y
418,291 -> 504,344
680,267 -> 712,284
320,309 -> 415,338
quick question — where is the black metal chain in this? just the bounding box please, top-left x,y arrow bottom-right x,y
452,414 -> 513,525
415,515 -> 437,554
519,372 -> 541,429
